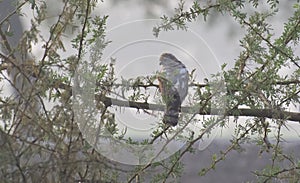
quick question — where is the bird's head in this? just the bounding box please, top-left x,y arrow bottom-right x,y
159,53 -> 180,66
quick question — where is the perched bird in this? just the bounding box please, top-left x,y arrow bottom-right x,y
157,53 -> 189,126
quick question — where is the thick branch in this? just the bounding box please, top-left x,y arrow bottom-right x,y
91,92 -> 300,122
33,82 -> 300,123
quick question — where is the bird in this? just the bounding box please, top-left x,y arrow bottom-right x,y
157,53 -> 189,126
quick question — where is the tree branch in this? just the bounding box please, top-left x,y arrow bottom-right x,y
56,82 -> 300,122
99,96 -> 300,122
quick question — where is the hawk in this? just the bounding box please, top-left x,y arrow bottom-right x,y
158,53 -> 189,126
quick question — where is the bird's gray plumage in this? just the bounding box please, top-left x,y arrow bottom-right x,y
158,53 -> 189,126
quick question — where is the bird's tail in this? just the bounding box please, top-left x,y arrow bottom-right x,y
163,90 -> 182,126
163,109 -> 179,126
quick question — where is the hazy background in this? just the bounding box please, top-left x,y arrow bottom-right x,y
94,1 -> 300,182
2,0 -> 299,182
93,0 -> 300,140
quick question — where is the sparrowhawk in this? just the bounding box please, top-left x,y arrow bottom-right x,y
158,53 -> 189,126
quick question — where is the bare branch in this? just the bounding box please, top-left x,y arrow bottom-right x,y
57,83 -> 300,122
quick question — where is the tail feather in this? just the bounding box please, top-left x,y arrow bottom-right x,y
163,110 -> 179,126
163,88 -> 181,126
